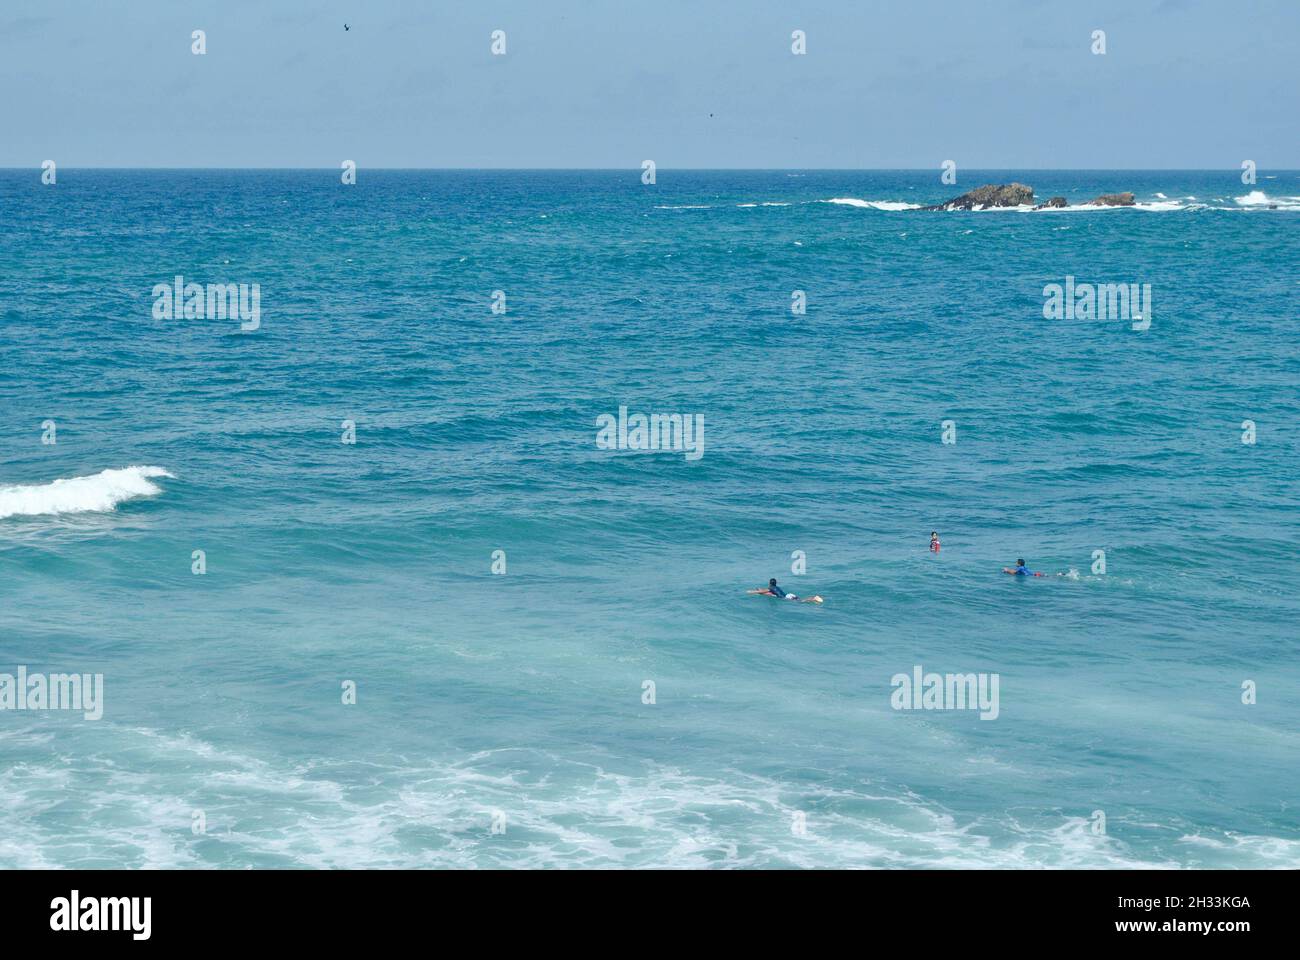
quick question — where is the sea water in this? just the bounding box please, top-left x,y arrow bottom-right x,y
1,169 -> 1297,868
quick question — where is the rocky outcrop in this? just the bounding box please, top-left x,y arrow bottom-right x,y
924,184 -> 1139,211
924,183 -> 1035,210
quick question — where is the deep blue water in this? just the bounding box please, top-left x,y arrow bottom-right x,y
1,169 -> 1297,868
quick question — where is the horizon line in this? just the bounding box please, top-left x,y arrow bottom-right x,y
4,166 -> 1295,173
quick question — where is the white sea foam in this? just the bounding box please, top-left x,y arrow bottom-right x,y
938,199 -> 1188,213
858,190 -> 1295,215
822,198 -> 922,211
4,723 -> 1297,869
680,193 -> 1285,218
0,466 -> 173,519
1234,190 -> 1300,209
1029,199 -> 1189,213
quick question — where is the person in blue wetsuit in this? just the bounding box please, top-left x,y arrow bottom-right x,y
748,578 -> 824,603
1002,558 -> 1045,577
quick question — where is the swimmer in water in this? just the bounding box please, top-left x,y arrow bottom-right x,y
748,578 -> 824,603
1002,558 -> 1046,577
930,531 -> 941,553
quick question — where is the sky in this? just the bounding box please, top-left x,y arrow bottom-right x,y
1,0 -> 1296,168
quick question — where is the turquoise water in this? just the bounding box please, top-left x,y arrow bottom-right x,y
1,169 -> 1298,868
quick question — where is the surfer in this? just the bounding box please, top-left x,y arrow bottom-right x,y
1002,558 -> 1046,577
930,531 -> 941,553
748,578 -> 823,603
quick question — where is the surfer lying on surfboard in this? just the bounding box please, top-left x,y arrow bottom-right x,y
748,578 -> 824,603
1003,558 -> 1049,577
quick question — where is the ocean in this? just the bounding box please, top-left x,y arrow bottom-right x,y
1,169 -> 1297,868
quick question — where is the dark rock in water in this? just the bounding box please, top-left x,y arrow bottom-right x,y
925,184 -> 1139,211
924,183 -> 1035,211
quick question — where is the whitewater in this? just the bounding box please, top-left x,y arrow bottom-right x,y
0,467 -> 173,519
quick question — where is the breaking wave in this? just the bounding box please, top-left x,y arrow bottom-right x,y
0,467 -> 174,519
822,198 -> 923,211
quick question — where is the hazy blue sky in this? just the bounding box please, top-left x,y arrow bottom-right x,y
2,0 -> 1295,168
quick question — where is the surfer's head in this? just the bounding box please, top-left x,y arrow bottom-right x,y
930,531 -> 938,538
769,578 -> 778,588
1016,559 -> 1026,567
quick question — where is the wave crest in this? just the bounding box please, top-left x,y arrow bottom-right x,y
0,466 -> 174,519
822,197 -> 923,211
1235,190 -> 1300,210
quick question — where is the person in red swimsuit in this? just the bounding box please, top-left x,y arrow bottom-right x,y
930,531 -> 941,553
